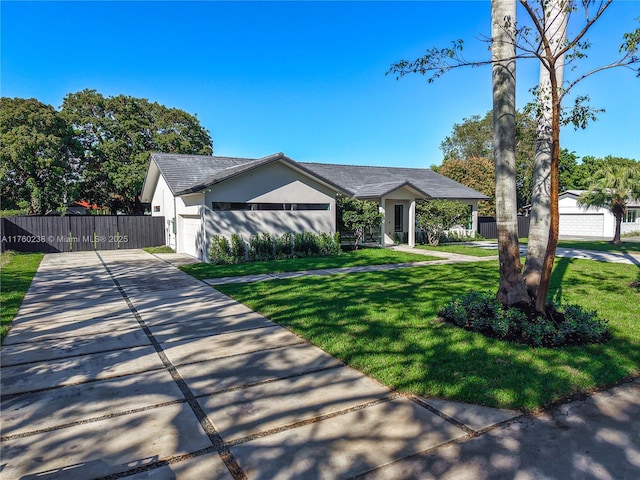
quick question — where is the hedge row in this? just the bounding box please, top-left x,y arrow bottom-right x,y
209,232 -> 341,264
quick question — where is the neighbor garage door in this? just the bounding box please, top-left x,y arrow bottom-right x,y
180,216 -> 201,258
559,213 -> 604,237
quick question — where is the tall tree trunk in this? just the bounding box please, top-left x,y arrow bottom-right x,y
613,209 -> 623,245
492,0 -> 529,305
524,0 -> 568,299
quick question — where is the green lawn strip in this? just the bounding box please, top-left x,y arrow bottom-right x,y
143,246 -> 175,254
415,244 -> 499,257
1,251 -> 44,343
216,259 -> 640,411
180,248 -> 439,280
519,238 -> 640,254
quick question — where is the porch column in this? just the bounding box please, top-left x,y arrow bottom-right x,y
378,200 -> 386,246
408,199 -> 416,247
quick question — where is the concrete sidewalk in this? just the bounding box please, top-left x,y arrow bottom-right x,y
461,241 -> 640,265
1,250 -> 520,479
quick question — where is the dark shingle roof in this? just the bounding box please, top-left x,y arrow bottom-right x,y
147,153 -> 489,200
150,152 -> 267,195
299,162 -> 489,200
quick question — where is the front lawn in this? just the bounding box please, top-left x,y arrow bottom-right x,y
143,246 -> 175,254
1,251 -> 43,343
180,248 -> 438,280
415,244 -> 499,257
216,258 -> 640,411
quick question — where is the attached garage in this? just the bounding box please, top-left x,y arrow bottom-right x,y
557,190 -> 614,238
180,216 -> 202,258
559,213 -> 604,237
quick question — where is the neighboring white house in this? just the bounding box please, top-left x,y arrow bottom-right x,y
558,190 -> 640,237
141,152 -> 489,260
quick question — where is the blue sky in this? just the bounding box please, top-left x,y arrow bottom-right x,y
2,1 -> 638,168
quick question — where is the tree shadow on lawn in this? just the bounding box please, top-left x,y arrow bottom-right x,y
219,261 -> 640,412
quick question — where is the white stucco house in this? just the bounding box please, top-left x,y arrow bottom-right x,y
558,190 -> 640,238
141,152 -> 489,260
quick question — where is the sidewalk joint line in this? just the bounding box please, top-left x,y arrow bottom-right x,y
169,341 -> 307,369
226,394 -> 400,447
0,323 -> 142,347
0,399 -> 186,442
193,363 -> 347,400
0,366 -> 168,401
0,341 -> 154,369
96,446 -> 219,479
95,251 -> 248,480
406,394 -> 476,435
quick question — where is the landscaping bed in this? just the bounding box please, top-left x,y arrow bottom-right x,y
215,258 -> 640,411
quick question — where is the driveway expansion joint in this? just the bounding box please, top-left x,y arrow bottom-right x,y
225,393 -> 402,448
95,251 -> 248,480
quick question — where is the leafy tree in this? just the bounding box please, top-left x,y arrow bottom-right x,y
578,164 -> 640,245
337,196 -> 383,249
416,199 -> 471,246
437,111 -> 580,211
572,155 -> 638,189
439,110 -> 537,209
558,149 -> 580,192
440,113 -> 494,161
61,89 -> 213,213
388,0 -> 639,313
435,157 -> 496,216
0,97 -> 80,214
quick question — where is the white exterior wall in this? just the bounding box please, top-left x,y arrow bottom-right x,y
176,193 -> 205,257
150,174 -> 177,249
201,162 -> 336,260
558,195 -> 615,238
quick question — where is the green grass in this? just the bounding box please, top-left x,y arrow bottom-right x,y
519,238 -> 640,254
216,258 -> 640,411
143,245 -> 176,254
180,248 -> 438,280
1,251 -> 44,343
415,244 -> 499,257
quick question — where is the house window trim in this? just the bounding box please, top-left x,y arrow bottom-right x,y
212,202 -> 330,212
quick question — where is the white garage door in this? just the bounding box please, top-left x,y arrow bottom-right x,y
181,216 -> 201,258
559,213 -> 604,237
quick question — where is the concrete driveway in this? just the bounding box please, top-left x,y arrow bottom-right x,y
1,250 -> 521,479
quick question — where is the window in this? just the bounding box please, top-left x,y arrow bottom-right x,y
293,203 -> 330,211
394,205 -> 404,232
153,205 -> 160,213
212,202 -> 330,211
624,209 -> 638,223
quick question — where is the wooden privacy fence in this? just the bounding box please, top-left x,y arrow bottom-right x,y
1,216 -> 165,253
478,216 -> 530,239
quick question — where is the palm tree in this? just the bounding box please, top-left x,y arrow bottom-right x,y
578,165 -> 640,245
492,0 -> 529,305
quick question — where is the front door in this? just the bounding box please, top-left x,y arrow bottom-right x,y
394,205 -> 403,232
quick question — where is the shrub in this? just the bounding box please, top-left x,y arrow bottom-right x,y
274,232 -> 293,258
318,232 -> 341,256
294,232 -> 320,256
249,233 -> 275,261
209,235 -> 233,264
230,234 -> 246,263
439,290 -> 610,347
